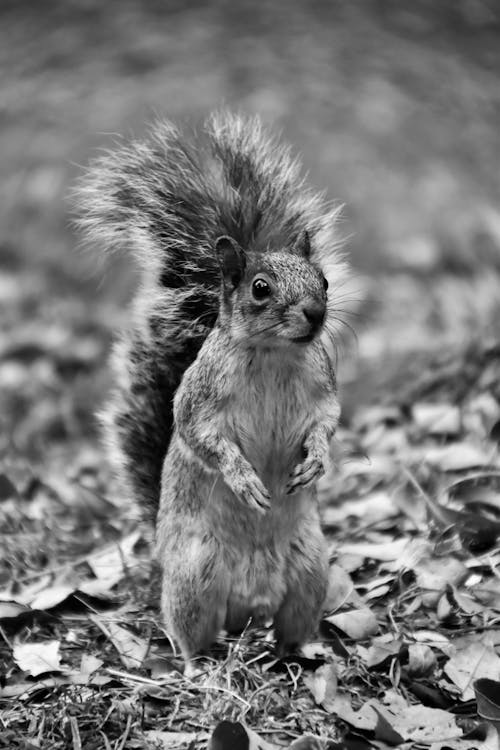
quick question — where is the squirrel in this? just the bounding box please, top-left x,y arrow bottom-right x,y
76,112 -> 350,660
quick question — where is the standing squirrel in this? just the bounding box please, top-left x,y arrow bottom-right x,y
77,112 -> 350,660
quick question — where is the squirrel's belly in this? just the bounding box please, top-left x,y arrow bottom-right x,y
224,548 -> 287,632
227,406 -> 309,491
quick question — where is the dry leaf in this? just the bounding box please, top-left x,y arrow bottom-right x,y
412,402 -> 461,435
30,584 -> 75,611
425,443 -> 494,472
300,642 -> 334,660
336,538 -> 408,562
325,607 -> 378,640
327,692 -> 377,730
323,564 -> 360,614
0,601 -> 30,622
363,636 -> 402,668
80,653 -> 103,677
414,556 -> 468,606
429,723 -> 499,750
322,491 -> 397,526
1,575 -> 52,606
304,663 -> 338,712
374,702 -> 461,744
90,616 -> 148,669
410,630 -> 453,656
445,641 -> 500,701
87,531 -> 140,583
475,679 -> 500,739
408,643 -> 436,676
288,738 -> 325,750
13,640 -> 62,676
144,730 -> 203,748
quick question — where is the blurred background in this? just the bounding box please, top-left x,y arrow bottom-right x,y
1,0 -> 500,461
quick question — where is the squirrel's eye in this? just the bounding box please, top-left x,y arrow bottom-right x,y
252,278 -> 271,300
323,276 -> 329,291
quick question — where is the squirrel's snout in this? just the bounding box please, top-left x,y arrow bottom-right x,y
302,302 -> 326,335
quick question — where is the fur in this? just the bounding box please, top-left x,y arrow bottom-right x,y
157,327 -> 338,658
75,111 -> 349,518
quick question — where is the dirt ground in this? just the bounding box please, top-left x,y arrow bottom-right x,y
2,2 -> 500,748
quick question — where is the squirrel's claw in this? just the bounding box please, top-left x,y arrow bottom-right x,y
286,456 -> 325,494
230,472 -> 271,513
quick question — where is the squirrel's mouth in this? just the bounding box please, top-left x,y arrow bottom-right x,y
292,333 -> 316,344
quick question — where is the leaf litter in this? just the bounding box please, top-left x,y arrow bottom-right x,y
4,369 -> 500,747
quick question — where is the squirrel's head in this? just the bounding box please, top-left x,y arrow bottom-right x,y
215,232 -> 328,349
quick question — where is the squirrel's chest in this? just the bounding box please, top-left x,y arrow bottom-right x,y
224,354 -> 313,476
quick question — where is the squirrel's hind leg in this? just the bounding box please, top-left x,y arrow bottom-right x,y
159,530 -> 230,661
273,514 -> 328,656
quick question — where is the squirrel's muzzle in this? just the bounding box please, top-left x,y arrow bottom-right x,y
302,301 -> 326,336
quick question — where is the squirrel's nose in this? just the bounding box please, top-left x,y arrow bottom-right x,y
302,302 -> 326,333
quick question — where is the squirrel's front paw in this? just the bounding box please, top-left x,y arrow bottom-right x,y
286,455 -> 325,494
229,470 -> 271,513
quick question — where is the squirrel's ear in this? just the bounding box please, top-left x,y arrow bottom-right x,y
216,236 -> 246,289
294,229 -> 311,259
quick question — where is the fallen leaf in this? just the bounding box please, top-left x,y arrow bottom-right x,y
0,574 -> 52,606
328,693 -> 377,730
13,640 -> 62,676
87,531 -> 140,583
90,616 -> 148,669
408,643 -> 436,676
323,565 -> 360,614
334,553 -> 365,574
322,492 -> 397,526
445,641 -> 500,701
0,601 -> 30,623
30,584 -> 75,611
363,636 -> 402,668
144,730 -> 204,748
429,723 -> 499,750
364,424 -> 409,455
410,630 -> 453,657
324,607 -> 378,640
425,443 -> 495,472
80,653 -> 103,678
304,663 -> 338,712
288,738 -> 325,750
357,573 -> 396,602
372,705 -> 404,745
412,402 -> 461,436
373,702 -> 461,744
414,556 -> 468,606
383,538 -> 431,573
78,577 -> 122,597
336,538 -> 408,562
464,393 -> 500,438
475,678 -> 500,738
353,405 -> 403,432
300,642 -> 334,660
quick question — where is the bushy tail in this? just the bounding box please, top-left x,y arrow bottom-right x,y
75,111 -> 348,519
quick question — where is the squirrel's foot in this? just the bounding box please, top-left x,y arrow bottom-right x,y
286,455 -> 325,494
229,470 -> 271,513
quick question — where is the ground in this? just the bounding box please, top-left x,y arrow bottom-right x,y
2,2 -> 500,748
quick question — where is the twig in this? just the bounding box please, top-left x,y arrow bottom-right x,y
185,683 -> 251,709
0,625 -> 13,651
70,716 -> 82,750
115,714 -> 132,750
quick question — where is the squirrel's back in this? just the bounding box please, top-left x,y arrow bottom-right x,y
76,112 -> 348,518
